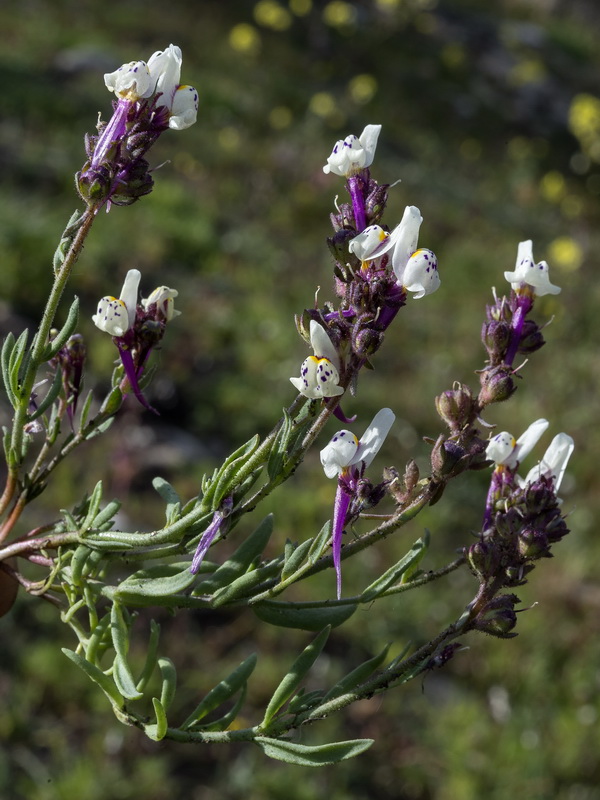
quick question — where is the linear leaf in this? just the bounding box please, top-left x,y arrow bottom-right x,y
360,532 -> 430,602
253,600 -> 356,631
255,736 -> 374,766
261,626 -> 330,728
181,653 -> 257,730
62,648 -> 123,708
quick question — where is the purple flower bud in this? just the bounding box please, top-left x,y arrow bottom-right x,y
478,366 -> 517,405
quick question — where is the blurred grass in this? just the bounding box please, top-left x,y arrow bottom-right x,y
1,0 -> 600,797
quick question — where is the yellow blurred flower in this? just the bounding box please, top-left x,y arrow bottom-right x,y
540,171 -> 566,203
229,24 -> 261,56
323,1 -> 357,27
547,237 -> 583,272
289,0 -> 312,14
254,0 -> 292,30
569,94 -> 600,162
348,74 -> 378,105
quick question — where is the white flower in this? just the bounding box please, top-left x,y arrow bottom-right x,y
504,240 -> 561,297
348,224 -> 390,262
522,433 -> 574,491
104,61 -> 153,101
320,408 -> 395,479
104,44 -> 198,130
486,419 -> 549,469
142,286 -> 181,321
359,205 -> 440,298
169,85 -> 199,130
323,124 -> 382,177
290,320 -> 344,400
92,269 -> 141,337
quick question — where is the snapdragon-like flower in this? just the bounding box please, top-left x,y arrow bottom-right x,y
320,408 -> 395,598
486,418 -> 549,470
504,240 -> 561,297
92,269 -> 141,337
290,320 -> 344,399
142,286 -> 181,322
352,206 -> 440,298
323,124 -> 381,177
92,270 -> 180,412
104,44 -> 198,131
521,432 -> 574,492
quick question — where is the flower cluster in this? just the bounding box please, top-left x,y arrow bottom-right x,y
92,269 -> 180,412
467,420 -> 574,611
77,44 -> 198,209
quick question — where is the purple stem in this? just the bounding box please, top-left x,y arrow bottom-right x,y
504,293 -> 533,367
91,99 -> 132,170
332,479 -> 353,599
347,176 -> 367,233
117,345 -> 158,414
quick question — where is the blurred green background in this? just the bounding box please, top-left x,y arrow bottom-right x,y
1,0 -> 599,797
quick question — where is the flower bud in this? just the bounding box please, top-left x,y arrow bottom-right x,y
478,366 -> 517,406
517,319 -> 545,355
435,384 -> 475,433
467,540 -> 500,579
518,527 -> 551,559
327,229 -> 359,264
431,436 -> 466,476
504,564 -> 534,586
352,327 -> 384,358
482,319 -> 511,355
365,182 -> 389,225
475,594 -> 520,638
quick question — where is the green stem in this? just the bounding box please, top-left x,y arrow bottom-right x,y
8,208 -> 96,472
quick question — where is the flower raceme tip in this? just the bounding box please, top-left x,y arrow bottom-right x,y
323,124 -> 382,177
486,419 -> 574,493
504,240 -> 561,297
104,44 -> 198,130
290,320 -> 344,400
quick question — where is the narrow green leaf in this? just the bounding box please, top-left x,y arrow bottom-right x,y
181,653 -> 257,730
110,602 -> 143,700
70,544 -> 92,587
136,620 -> 161,693
158,657 -> 177,711
267,409 -> 293,481
78,481 -> 104,538
253,600 -> 356,631
78,389 -> 94,431
194,683 -> 248,732
307,520 -> 331,565
147,698 -> 168,741
62,648 -> 123,708
115,562 -> 198,603
43,297 -> 80,360
360,533 -> 430,602
1,333 -> 17,407
322,644 -> 390,701
211,559 -> 281,607
286,689 -> 324,714
255,736 -> 374,766
8,329 -> 29,400
196,515 -> 274,594
92,499 -> 121,530
281,539 -> 313,581
153,477 -> 182,525
202,434 -> 260,509
261,627 -> 330,728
